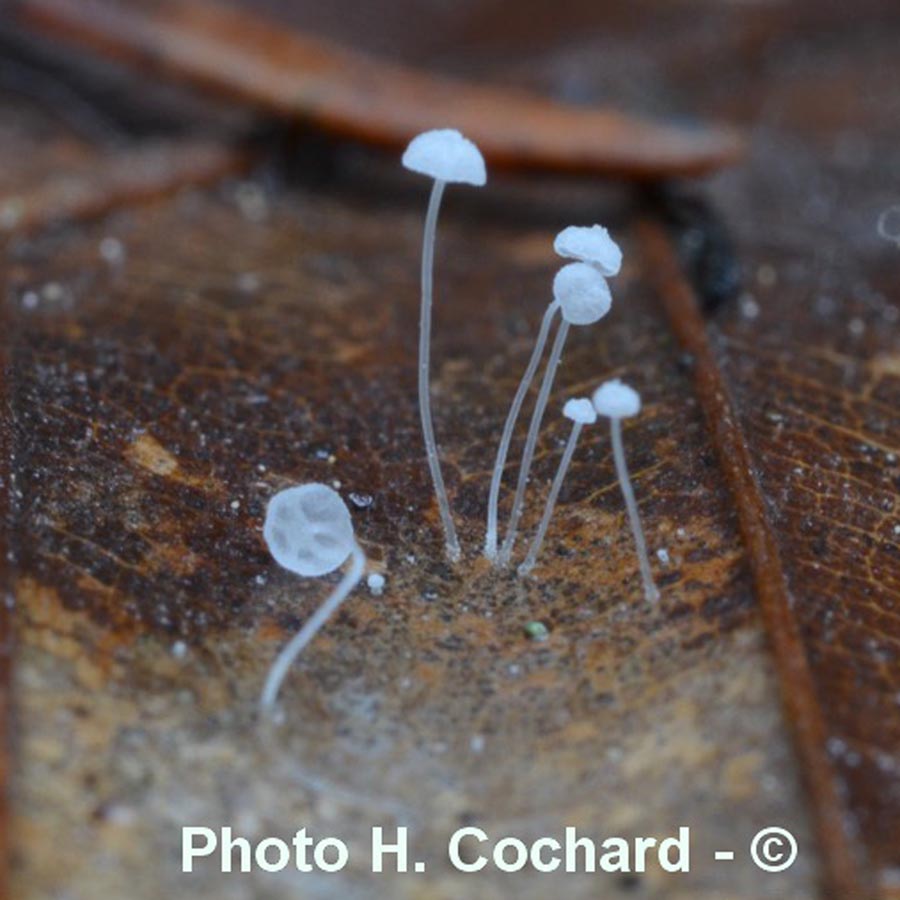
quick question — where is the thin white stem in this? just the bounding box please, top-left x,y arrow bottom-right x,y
518,420 -> 583,575
610,418 -> 659,603
260,543 -> 366,715
484,301 -> 560,560
418,179 -> 461,562
498,319 -> 570,566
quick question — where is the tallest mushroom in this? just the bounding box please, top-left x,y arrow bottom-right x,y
403,128 -> 487,562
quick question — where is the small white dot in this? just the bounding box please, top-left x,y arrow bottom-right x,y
234,182 -> 269,221
42,282 -> 63,302
0,200 -> 23,230
756,264 -> 777,288
99,237 -> 125,265
237,272 -> 260,292
739,293 -> 760,319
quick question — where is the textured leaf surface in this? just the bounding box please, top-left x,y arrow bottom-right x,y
7,129 -> 813,900
5,2 -> 900,899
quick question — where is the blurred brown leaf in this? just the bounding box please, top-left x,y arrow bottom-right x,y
16,0 -> 743,179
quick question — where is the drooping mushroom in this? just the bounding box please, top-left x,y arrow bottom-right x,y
403,128 -> 486,563
518,397 -> 596,575
260,483 -> 367,714
592,379 -> 659,603
496,262 -> 612,566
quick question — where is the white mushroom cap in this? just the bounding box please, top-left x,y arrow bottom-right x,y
563,397 -> 598,425
553,262 -> 612,325
554,225 -> 622,277
591,379 -> 641,419
264,483 -> 355,577
402,129 -> 487,186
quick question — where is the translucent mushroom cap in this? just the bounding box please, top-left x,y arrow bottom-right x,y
554,225 -> 622,277
402,128 -> 487,186
553,262 -> 612,325
264,483 -> 355,577
592,379 -> 641,419
563,397 -> 598,425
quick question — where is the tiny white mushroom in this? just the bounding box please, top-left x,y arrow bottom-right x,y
484,299 -> 559,560
260,483 -> 366,714
553,224 -> 623,276
403,128 -> 486,563
592,380 -> 659,603
403,129 -> 487,188
486,227 -> 620,562
496,262 -> 612,566
518,397 -> 597,575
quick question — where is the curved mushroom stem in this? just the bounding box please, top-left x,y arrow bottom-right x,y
484,300 -> 560,561
498,319 -> 571,566
260,542 -> 367,716
418,178 -> 461,562
518,419 -> 583,575
610,418 -> 659,603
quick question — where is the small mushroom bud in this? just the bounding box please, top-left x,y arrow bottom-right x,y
496,261 -> 613,567
592,380 -> 659,603
518,397 -> 597,575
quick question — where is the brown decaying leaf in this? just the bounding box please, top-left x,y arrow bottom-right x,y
15,0 -> 743,180
2,139 -> 250,236
5,1 -> 900,899
6,106 -> 815,897
640,219 -> 871,899
693,20 -> 900,894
